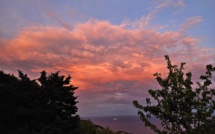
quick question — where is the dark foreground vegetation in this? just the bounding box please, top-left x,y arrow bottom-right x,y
0,70 -> 130,134
0,55 -> 214,134
134,55 -> 215,134
0,70 -> 80,133
79,120 -> 131,134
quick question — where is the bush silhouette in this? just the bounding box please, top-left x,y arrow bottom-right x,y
0,70 -> 79,134
133,55 -> 215,133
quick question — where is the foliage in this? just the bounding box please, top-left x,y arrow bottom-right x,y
115,130 -> 133,134
133,55 -> 215,134
78,119 -> 132,134
0,70 -> 79,134
79,120 -> 115,134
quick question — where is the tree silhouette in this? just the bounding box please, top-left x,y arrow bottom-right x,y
133,55 -> 215,134
0,70 -> 79,134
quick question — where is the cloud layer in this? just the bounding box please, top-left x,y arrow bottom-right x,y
0,18 -> 214,116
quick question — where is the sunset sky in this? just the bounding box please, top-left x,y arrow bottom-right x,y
0,0 -> 214,116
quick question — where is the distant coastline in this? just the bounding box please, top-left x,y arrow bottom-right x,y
82,115 -> 159,134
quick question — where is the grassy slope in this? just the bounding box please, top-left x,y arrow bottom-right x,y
79,120 -> 132,134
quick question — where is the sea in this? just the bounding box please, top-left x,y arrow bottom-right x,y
82,115 -> 161,134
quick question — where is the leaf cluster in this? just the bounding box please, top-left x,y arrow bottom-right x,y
133,55 -> 215,134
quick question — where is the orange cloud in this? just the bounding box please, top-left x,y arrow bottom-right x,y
0,20 -> 214,91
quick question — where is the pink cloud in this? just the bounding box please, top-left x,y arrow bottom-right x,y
129,0 -> 184,29
180,16 -> 203,32
1,18 -> 214,116
0,19 -> 214,91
